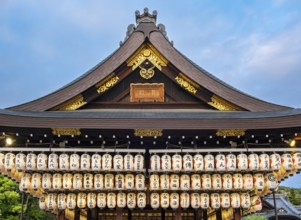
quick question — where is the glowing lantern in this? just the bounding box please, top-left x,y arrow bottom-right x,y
193,153 -> 204,171
84,173 -> 93,190
73,173 -> 83,190
107,192 -> 117,209
46,193 -> 57,210
77,193 -> 87,209
124,153 -> 134,171
67,193 -> 77,209
91,153 -> 101,171
150,154 -> 160,171
37,153 -> 48,170
170,174 -> 180,190
281,153 -> 293,171
243,174 -> 253,190
201,174 -> 211,189
134,154 -> 144,171
94,174 -> 104,190
160,174 -> 170,190
150,174 -> 160,190
270,153 -> 281,171
4,153 -> 15,172
26,153 -> 37,171
191,193 -> 200,209
161,154 -> 171,171
102,153 -> 112,171
232,173 -> 243,190
39,194 -> 46,210
117,192 -> 126,208
137,192 -> 146,209
265,173 -> 277,190
70,153 -> 80,171
115,174 -> 125,190
87,193 -> 97,209
172,154 -> 182,171
212,174 -> 222,190
0,153 -> 5,171
259,153 -> 270,171
160,192 -> 169,209
293,152 -> 301,170
150,193 -> 160,209
15,153 -> 26,171
135,174 -> 144,190
62,173 -> 73,190
59,153 -> 69,170
253,173 -> 264,191
191,174 -> 201,190
180,174 -> 190,190
220,193 -> 230,209
248,153 -> 259,171
48,153 -> 59,170
226,153 -> 236,171
80,153 -> 91,171
240,193 -> 251,209
113,154 -> 124,170
222,174 -> 232,190
42,173 -> 52,190
104,174 -> 114,190
204,154 -> 214,171
97,193 -> 106,209
52,173 -> 63,190
200,193 -> 210,209
31,173 -> 42,190
215,153 -> 226,171
237,153 -> 248,171
180,192 -> 190,209
125,174 -> 135,190
183,154 -> 193,172
210,193 -> 220,209
230,193 -> 240,208
127,193 -> 136,209
20,173 -> 31,191
57,193 -> 67,210
170,193 -> 179,210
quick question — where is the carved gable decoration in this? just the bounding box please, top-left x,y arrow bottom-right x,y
130,83 -> 164,103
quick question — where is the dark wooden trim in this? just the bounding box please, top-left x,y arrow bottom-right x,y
234,208 -> 241,220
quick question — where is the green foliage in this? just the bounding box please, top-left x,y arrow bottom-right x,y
242,214 -> 268,220
278,186 -> 301,205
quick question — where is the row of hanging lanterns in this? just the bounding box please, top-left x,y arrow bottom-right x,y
150,152 -> 301,172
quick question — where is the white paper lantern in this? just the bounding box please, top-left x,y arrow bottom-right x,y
250,196 -> 262,212
210,193 -> 220,209
63,173 -> 73,190
226,153 -> 236,171
59,153 -> 69,170
220,193 -> 230,209
31,173 -> 42,191
293,152 -> 301,170
80,153 -> 91,171
243,174 -> 253,190
265,173 -> 277,190
77,193 -> 87,209
230,193 -> 240,208
42,173 -> 52,190
107,192 -> 117,209
137,192 -> 146,209
259,153 -> 270,171
39,194 -> 46,210
70,153 -> 80,171
113,154 -> 124,170
237,153 -> 248,171
170,174 -> 180,190
200,193 -> 210,209
240,193 -> 251,209
150,154 -> 160,171
117,192 -> 126,208
102,153 -> 112,171
161,154 -> 171,171
20,173 -> 31,191
67,193 -> 77,209
232,173 -> 243,190
15,153 -> 26,171
201,174 -> 211,189
48,153 -> 59,170
125,174 -> 135,190
160,192 -> 169,209
57,193 -> 67,210
0,153 -> 5,171
270,153 -> 281,171
4,153 -> 15,172
84,173 -> 93,190
46,193 -> 57,210
204,154 -> 214,171
87,193 -> 97,209
215,153 -> 226,171
104,174 -> 114,190
281,153 -> 293,171
127,193 -> 136,209
124,153 -> 134,171
115,174 -> 125,190
183,154 -> 193,172
191,193 -> 200,209
52,173 -> 63,190
97,193 -> 106,209
150,193 -> 160,209
253,173 -> 264,191
172,154 -> 182,171
191,174 -> 201,190
212,174 -> 222,190
180,192 -> 190,209
193,153 -> 204,171
91,153 -> 101,171
180,174 -> 190,190
222,174 -> 232,190
160,174 -> 170,190
134,154 -> 144,171
73,173 -> 83,190
135,174 -> 145,190
150,174 -> 160,190
94,174 -> 104,190
170,193 -> 179,210
248,153 -> 259,171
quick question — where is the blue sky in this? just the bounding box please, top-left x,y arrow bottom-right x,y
1,1 -> 301,187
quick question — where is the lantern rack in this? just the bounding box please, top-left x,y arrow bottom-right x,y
41,188 -> 148,193
147,169 -> 280,175
22,169 -> 147,174
148,189 -> 253,193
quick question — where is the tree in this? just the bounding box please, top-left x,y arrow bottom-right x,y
243,214 -> 268,220
288,188 -> 301,205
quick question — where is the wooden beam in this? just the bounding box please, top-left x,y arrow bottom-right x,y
116,208 -> 123,220
87,208 -> 98,220
202,209 -> 208,220
57,210 -> 65,220
234,208 -> 241,220
175,208 -> 182,220
216,209 -> 222,220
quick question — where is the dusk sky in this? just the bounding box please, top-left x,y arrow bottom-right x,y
1,1 -> 301,187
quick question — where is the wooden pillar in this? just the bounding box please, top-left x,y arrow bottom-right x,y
74,208 -> 81,220
116,208 -> 123,220
202,209 -> 208,220
216,209 -> 222,220
234,208 -> 241,220
161,209 -> 165,220
57,210 -> 65,220
175,208 -> 181,220
87,208 -> 98,220
128,209 -> 132,220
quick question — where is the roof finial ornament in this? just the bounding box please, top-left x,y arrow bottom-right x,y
135,7 -> 157,25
